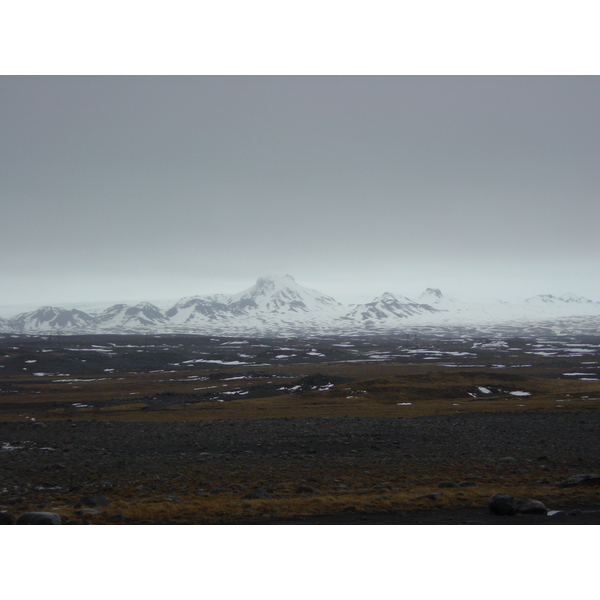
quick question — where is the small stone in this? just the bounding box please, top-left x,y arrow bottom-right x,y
517,499 -> 547,515
295,484 -> 317,494
228,483 -> 246,491
6,497 -> 25,505
242,488 -> 272,500
489,493 -> 519,516
372,483 -> 392,490
557,474 -> 600,488
415,493 -> 442,501
0,512 -> 16,525
75,508 -> 103,516
108,514 -> 127,523
458,481 -> 478,487
17,512 -> 62,525
438,481 -> 458,488
498,457 -> 518,464
79,494 -> 110,507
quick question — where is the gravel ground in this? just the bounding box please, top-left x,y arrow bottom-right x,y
2,412 -> 600,524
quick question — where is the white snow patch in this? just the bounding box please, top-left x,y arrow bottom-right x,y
182,359 -> 249,365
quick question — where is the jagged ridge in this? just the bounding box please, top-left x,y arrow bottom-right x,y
3,277 -> 600,335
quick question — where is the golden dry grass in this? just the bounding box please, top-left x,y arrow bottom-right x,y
5,364 -> 597,422
41,482 -> 600,524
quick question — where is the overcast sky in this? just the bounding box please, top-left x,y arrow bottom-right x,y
1,76 -> 599,315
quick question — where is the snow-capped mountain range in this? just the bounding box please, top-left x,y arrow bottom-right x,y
3,275 -> 600,336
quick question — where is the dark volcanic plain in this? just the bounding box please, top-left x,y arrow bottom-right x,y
1,332 -> 600,524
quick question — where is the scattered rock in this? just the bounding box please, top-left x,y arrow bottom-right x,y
228,483 -> 246,491
489,493 -> 519,516
75,508 -> 103,516
0,512 -> 16,525
17,512 -> 62,525
458,481 -> 478,487
79,494 -> 110,508
416,493 -> 442,501
108,514 -> 127,523
242,488 -> 272,500
557,474 -> 600,488
438,481 -> 458,488
372,483 -> 392,490
6,497 -> 26,505
517,499 -> 547,515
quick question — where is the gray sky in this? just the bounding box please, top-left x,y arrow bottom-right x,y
1,76 -> 599,315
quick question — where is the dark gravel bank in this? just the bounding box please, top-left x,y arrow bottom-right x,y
2,412 -> 600,524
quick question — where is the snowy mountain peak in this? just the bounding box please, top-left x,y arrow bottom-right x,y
96,302 -> 169,329
344,292 -> 439,322
228,275 -> 341,315
418,288 -> 457,305
255,274 -> 296,289
238,275 -> 301,301
10,306 -> 97,331
375,292 -> 416,304
525,293 -> 596,305
558,293 -> 595,304
525,294 -> 559,304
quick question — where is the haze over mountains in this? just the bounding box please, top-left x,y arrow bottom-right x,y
3,275 -> 600,338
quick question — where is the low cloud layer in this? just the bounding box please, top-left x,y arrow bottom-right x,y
1,76 -> 599,313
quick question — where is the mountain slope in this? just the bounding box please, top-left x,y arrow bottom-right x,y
526,293 -> 598,305
227,275 -> 342,317
165,296 -> 231,325
96,302 -> 170,329
418,288 -> 458,306
9,307 -> 98,331
342,292 -> 438,323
